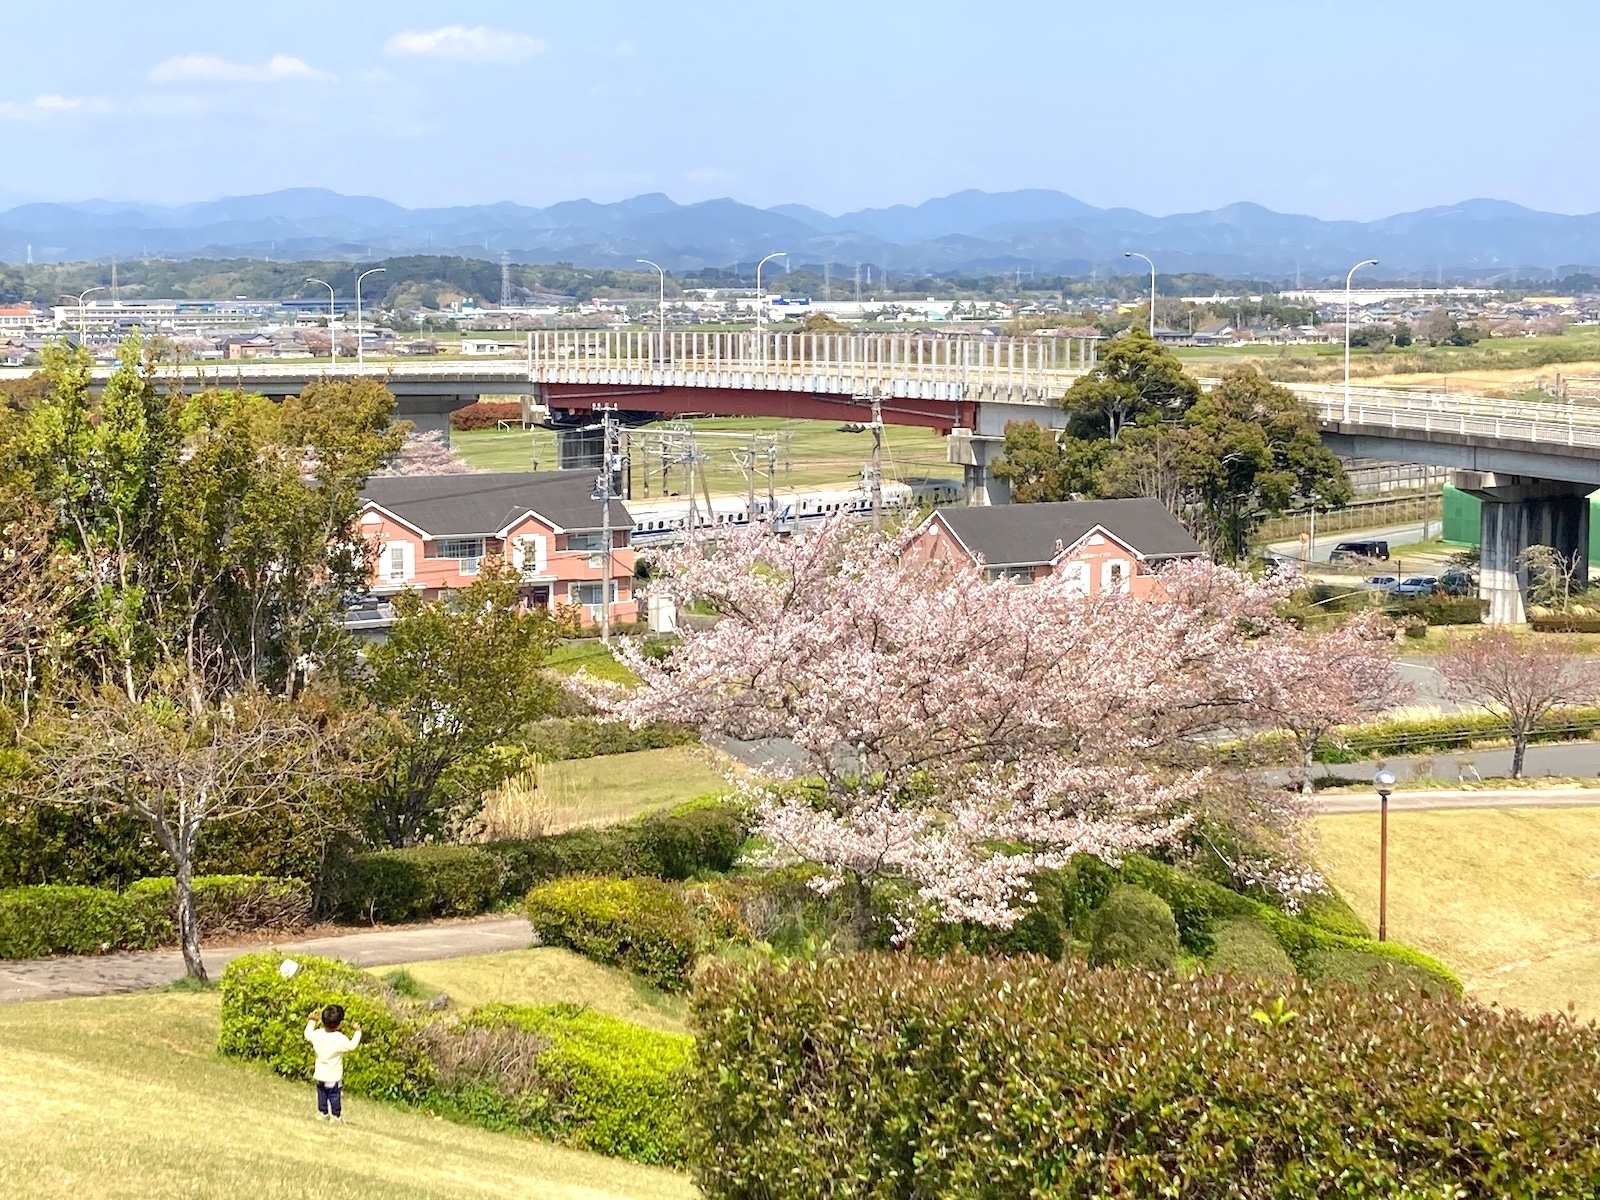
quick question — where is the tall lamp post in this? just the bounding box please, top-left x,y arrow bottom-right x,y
1344,258 -> 1379,421
755,251 -> 788,359
1374,767 -> 1395,942
1124,252 -> 1156,337
306,278 -> 337,367
636,259 -> 667,361
61,286 -> 106,341
355,267 -> 386,372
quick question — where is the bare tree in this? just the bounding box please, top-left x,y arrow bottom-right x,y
39,681 -> 369,980
1437,629 -> 1600,778
0,507 -> 78,728
1519,544 -> 1584,613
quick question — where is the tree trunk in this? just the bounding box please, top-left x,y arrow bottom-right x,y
1510,730 -> 1528,780
174,850 -> 208,983
1299,737 -> 1317,797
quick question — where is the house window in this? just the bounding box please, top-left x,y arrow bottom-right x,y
1102,559 -> 1130,592
1061,561 -> 1089,595
436,537 -> 485,575
568,581 -> 618,607
566,531 -> 606,552
988,566 -> 1033,584
514,534 -> 547,577
387,544 -> 406,582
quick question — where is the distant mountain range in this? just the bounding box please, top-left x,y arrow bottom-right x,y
3,187 -> 1598,280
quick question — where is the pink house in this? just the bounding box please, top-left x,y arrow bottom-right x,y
357,470 -> 636,626
903,498 -> 1203,597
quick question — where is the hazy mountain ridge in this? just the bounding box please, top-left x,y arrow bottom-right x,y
5,187 -> 1600,278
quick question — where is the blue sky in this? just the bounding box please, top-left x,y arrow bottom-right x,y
2,1 -> 1596,219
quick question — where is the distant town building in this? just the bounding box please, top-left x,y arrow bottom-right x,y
902,498 -> 1204,597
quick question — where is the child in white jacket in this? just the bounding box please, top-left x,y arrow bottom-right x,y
305,1005 -> 363,1122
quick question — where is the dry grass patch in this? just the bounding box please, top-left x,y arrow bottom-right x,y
1316,806 -> 1600,1019
0,991 -> 694,1200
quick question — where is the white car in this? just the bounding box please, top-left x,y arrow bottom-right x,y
1362,575 -> 1399,593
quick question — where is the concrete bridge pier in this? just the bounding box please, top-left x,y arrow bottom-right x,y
1454,471 -> 1590,623
947,429 -> 1011,505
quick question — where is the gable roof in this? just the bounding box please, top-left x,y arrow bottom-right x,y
359,470 -> 632,539
929,498 -> 1202,567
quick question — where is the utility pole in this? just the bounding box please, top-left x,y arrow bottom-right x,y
594,405 -> 621,647
869,391 -> 884,535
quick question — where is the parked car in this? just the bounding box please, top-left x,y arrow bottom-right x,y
1330,540 -> 1390,563
1363,574 -> 1400,592
1439,569 -> 1476,597
1394,575 -> 1441,598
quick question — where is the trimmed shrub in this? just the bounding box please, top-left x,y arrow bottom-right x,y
910,870 -> 1069,961
688,955 -> 1600,1199
335,801 -> 747,924
1207,916 -> 1294,980
0,875 -> 312,958
525,877 -> 701,991
1255,906 -> 1460,995
523,717 -> 699,761
448,1003 -> 690,1165
1114,854 -> 1256,955
1088,883 -> 1179,969
448,400 -> 524,431
1306,946 -> 1454,994
0,884 -> 165,957
218,952 -> 436,1101
334,845 -> 505,925
1298,888 -> 1370,939
219,952 -> 688,1166
126,875 -> 313,937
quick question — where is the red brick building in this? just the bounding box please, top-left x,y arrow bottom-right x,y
356,471 -> 635,625
902,498 -> 1203,596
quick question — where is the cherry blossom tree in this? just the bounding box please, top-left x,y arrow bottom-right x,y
1247,610 -> 1400,795
588,518 -> 1298,931
1438,628 -> 1600,778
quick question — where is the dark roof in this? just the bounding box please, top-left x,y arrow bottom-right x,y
359,470 -> 631,538
931,498 -> 1202,567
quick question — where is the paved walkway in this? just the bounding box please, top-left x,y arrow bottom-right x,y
0,915 -> 534,1004
1314,788 -> 1600,815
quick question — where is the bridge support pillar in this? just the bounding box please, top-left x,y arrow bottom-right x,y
947,429 -> 1010,506
1454,471 -> 1590,624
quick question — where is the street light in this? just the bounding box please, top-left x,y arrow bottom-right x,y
1374,767 -> 1396,942
60,286 -> 106,341
305,277 -> 336,367
636,259 -> 667,361
1344,258 -> 1379,421
755,251 -> 788,356
1124,252 -> 1156,337
355,267 -> 386,372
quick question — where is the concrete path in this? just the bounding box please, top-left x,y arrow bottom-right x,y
0,915 -> 534,1004
1259,740 -> 1600,789
1314,788 -> 1600,815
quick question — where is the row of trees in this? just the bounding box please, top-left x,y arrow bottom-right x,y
1,339 -> 564,979
993,330 -> 1350,559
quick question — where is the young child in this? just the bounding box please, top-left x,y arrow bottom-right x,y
304,1004 -> 363,1122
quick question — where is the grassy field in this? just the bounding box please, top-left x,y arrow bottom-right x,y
378,947 -> 688,1034
0,989 -> 693,1200
545,640 -> 641,685
538,746 -> 732,825
1315,806 -> 1600,1020
452,416 -> 959,491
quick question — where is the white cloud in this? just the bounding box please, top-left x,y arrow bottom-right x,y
385,25 -> 546,63
149,54 -> 328,84
0,93 -> 112,120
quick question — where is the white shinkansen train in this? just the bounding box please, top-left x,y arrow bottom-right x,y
625,477 -> 962,545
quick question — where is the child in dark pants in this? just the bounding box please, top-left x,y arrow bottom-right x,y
305,1004 -> 363,1121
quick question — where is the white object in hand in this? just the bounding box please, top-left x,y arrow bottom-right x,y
279,958 -> 300,979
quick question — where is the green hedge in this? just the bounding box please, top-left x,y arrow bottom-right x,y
1206,915 -> 1295,980
219,953 -> 688,1166
688,955 -> 1600,1198
0,875 -> 312,959
526,877 -> 702,992
522,718 -> 699,761
219,953 -> 436,1102
446,1003 -> 690,1165
335,801 -> 747,924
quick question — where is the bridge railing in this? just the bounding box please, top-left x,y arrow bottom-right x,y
524,329 -> 1092,402
1292,382 -> 1600,430
1310,393 -> 1600,449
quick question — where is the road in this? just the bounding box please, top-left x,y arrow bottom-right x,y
0,915 -> 533,1004
1268,520 -> 1438,566
1262,740 -> 1600,790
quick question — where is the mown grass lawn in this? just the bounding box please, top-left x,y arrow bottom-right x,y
1315,806 -> 1600,1020
0,989 -> 695,1200
540,746 -> 733,826
376,947 -> 688,1034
